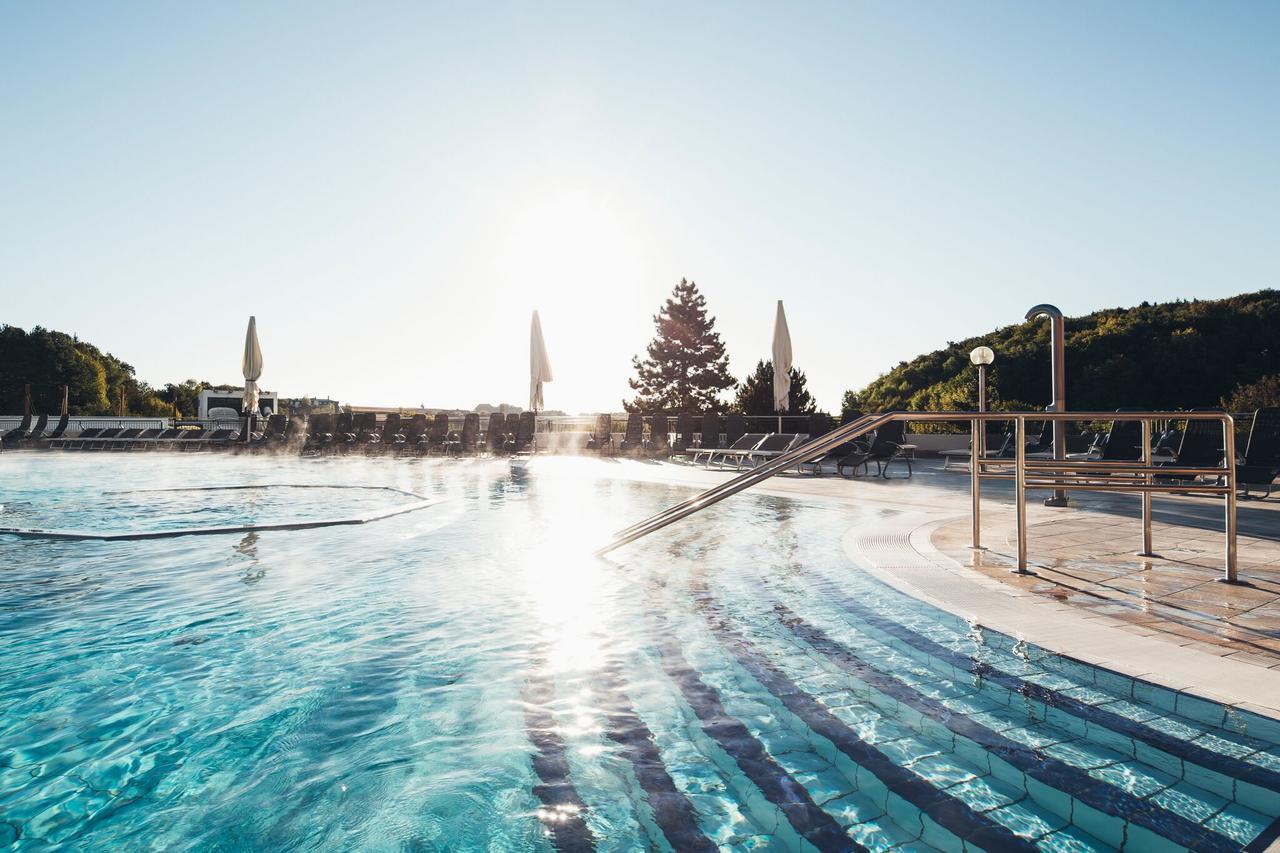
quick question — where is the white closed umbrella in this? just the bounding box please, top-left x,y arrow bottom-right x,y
242,316 -> 264,439
529,310 -> 553,413
771,300 -> 792,430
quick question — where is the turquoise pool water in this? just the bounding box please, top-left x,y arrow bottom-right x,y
2,454 -> 1279,851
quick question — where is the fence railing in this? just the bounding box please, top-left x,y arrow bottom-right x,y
599,410 -> 1240,583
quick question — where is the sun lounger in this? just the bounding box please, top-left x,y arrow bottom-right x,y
47,413 -> 69,441
648,414 -> 670,457
731,433 -> 806,469
506,412 -> 535,454
691,433 -> 767,467
672,413 -> 696,455
585,414 -> 613,454
1156,410 -> 1225,484
379,414 -> 406,450
447,412 -> 480,455
19,413 -> 49,446
798,438 -> 866,475
699,412 -> 721,451
486,414 -> 507,454
723,414 -> 746,449
1239,407 -> 1280,498
2,413 -> 31,447
618,414 -> 646,454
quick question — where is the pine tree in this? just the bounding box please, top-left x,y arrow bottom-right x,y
625,279 -> 735,413
732,360 -> 816,414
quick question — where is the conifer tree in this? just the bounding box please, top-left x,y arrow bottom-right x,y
732,360 -> 816,414
625,279 -> 735,413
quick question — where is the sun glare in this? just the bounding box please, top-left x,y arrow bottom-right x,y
499,191 -> 644,315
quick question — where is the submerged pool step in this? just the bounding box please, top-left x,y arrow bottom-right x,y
672,587 -> 1063,852
791,571 -> 1280,827
700,565 -> 1280,852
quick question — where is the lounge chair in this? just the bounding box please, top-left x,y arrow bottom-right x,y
502,414 -> 520,453
799,411 -> 862,475
585,414 -> 613,454
20,413 -> 49,446
88,427 -> 122,450
1096,414 -> 1144,462
698,412 -> 721,451
1157,411 -> 1225,484
486,414 -> 508,454
1239,408 -> 1280,498
2,413 -> 32,447
506,412 -> 535,454
403,414 -> 428,449
259,414 -> 289,445
800,438 -> 867,475
421,413 -> 451,454
807,412 -> 833,439
179,427 -> 208,450
47,413 -> 69,441
692,433 -> 767,468
380,413 -> 406,450
353,413 -> 381,448
303,414 -> 334,452
618,414 -> 646,454
732,433 -> 806,469
648,414 -> 670,457
672,413 -> 696,455
723,414 -> 746,449
448,413 -> 480,455
132,428 -> 163,449
865,420 -> 912,478
941,422 -> 1015,471
334,413 -> 357,447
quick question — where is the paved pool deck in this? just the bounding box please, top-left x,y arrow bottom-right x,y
598,455 -> 1280,717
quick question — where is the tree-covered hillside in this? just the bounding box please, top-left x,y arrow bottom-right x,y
843,290 -> 1280,416
0,325 -> 222,417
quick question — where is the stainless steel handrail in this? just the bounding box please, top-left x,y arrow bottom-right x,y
598,410 -> 1239,582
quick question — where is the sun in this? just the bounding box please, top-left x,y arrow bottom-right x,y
498,190 -> 643,313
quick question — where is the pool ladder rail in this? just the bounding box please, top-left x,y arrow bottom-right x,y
596,410 -> 1240,583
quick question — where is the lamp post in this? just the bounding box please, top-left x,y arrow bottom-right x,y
969,346 -> 994,413
968,346 -> 994,552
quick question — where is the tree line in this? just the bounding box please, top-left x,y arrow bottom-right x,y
0,325 -> 232,417
624,278 -> 816,415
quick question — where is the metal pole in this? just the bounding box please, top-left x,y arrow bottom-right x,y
1223,415 -> 1238,583
1139,420 -> 1155,557
62,385 -> 69,417
977,364 -> 987,414
971,417 -> 983,550
1025,305 -> 1068,506
1015,415 -> 1029,573
23,384 -> 31,417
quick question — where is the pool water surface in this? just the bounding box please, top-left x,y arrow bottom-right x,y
1,454 -> 1278,851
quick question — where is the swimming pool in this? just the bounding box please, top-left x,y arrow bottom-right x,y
2,454 -> 1279,850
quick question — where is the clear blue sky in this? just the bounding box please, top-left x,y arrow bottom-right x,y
2,2 -> 1276,413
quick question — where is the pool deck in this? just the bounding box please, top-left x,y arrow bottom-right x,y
601,456 -> 1280,718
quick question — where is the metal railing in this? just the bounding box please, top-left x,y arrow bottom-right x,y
598,410 -> 1239,583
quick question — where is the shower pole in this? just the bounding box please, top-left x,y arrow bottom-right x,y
1024,304 -> 1069,507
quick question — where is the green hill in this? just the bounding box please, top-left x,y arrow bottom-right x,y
0,325 -> 183,417
844,289 -> 1280,416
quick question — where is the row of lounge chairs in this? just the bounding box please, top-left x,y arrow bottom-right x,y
2,412 -> 69,447
583,412 -> 836,457
939,408 -> 1280,498
303,411 -> 535,456
12,414 -> 296,451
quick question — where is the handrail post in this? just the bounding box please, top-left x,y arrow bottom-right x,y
1223,414 -> 1238,583
970,417 -> 983,549
1138,420 -> 1155,557
1015,415 -> 1028,573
